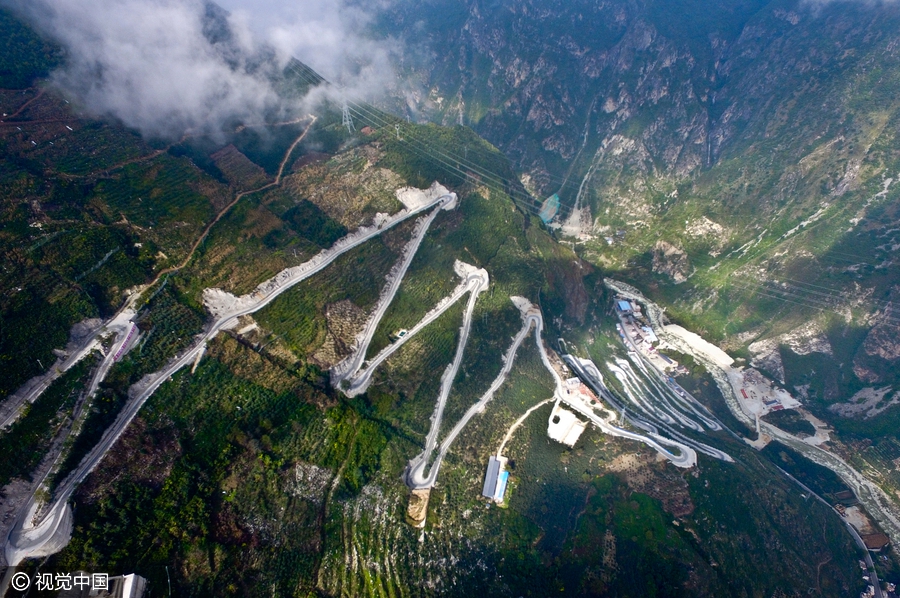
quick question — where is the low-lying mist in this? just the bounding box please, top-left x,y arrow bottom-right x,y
2,0 -> 399,139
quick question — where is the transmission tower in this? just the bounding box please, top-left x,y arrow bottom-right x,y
341,100 -> 355,133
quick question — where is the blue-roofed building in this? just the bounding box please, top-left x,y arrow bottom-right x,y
494,471 -> 510,503
616,300 -> 633,314
641,326 -> 659,343
482,456 -> 500,498
482,455 -> 509,502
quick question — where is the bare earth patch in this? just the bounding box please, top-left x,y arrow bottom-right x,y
651,240 -> 690,284
311,300 -> 367,368
828,386 -> 897,419
283,146 -> 404,229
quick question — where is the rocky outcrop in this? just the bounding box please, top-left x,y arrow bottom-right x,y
651,240 -> 690,283
748,339 -> 785,384
829,387 -> 898,420
781,321 -> 833,357
686,217 -> 729,256
853,291 -> 900,382
862,321 -> 900,362
745,322 -> 833,385
396,0 -> 900,249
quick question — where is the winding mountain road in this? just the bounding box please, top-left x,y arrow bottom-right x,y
332,198 -> 454,386
604,277 -> 900,544
561,354 -> 698,467
405,295 -> 534,489
4,192 -> 454,569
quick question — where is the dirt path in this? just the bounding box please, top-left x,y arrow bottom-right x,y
3,89 -> 43,119
148,115 -> 316,285
498,399 -> 553,457
235,116 -> 309,133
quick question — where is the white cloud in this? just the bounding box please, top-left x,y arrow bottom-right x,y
221,0 -> 401,102
3,0 -> 398,139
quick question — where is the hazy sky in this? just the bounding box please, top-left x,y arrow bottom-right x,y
3,0 -> 397,139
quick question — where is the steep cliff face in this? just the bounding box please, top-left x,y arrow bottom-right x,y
651,240 -> 690,283
388,0 -> 724,193
378,0 -> 900,419
392,0 -> 900,208
854,287 -> 900,382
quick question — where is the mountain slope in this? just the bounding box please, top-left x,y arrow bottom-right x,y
390,0 -> 900,463
0,5 -> 882,596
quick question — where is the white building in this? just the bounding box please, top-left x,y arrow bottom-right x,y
547,402 -> 587,447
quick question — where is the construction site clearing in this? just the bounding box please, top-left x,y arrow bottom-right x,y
613,297 -> 801,423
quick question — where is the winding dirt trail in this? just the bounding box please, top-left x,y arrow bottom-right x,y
498,399 -> 553,457
2,89 -> 43,119
149,115 -> 316,283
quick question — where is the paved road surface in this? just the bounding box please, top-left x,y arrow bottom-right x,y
4,194 -> 452,568
332,200 -> 450,386
342,267 -> 484,398
405,296 -> 533,489
403,267 -> 488,488
0,323 -> 105,430
605,277 -> 900,547
562,354 -> 697,468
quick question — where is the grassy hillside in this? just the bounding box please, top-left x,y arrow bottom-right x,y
0,8 -> 874,597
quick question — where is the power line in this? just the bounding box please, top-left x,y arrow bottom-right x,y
730,279 -> 846,318
772,276 -> 897,316
282,62 -> 554,218
308,64 -> 576,189
341,97 -> 545,213
778,276 -> 894,309
819,246 -> 893,264
730,278 -> 900,326
282,58 -> 900,269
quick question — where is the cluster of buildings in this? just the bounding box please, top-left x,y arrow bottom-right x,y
615,298 -> 687,376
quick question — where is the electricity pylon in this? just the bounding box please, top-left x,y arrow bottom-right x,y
342,100 -> 355,133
